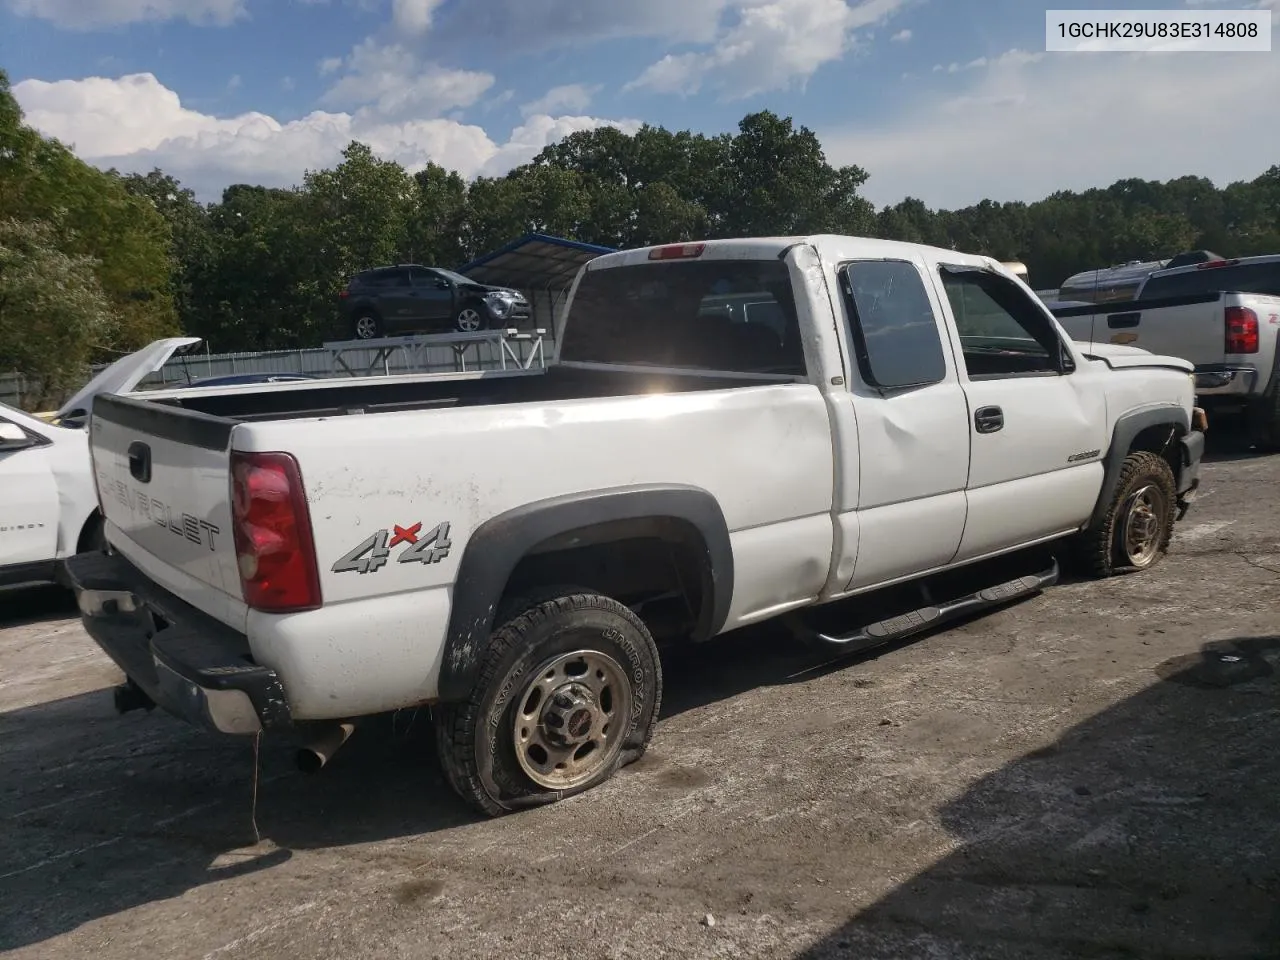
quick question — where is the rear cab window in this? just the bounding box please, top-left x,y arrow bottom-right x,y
1142,260 -> 1280,301
559,258 -> 807,377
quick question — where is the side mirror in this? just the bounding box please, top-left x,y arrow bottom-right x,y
0,422 -> 36,452
435,278 -> 451,290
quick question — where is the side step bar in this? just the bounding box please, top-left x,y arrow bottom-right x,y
813,559 -> 1060,653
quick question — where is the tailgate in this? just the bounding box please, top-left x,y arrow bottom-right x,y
90,394 -> 246,630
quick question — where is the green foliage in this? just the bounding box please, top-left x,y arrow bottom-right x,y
2,59 -> 1278,366
0,67 -> 177,393
0,217 -> 112,407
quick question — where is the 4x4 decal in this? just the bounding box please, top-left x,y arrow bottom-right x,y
332,521 -> 452,574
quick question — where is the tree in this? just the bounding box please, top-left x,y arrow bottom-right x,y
0,218 -> 111,407
0,68 -> 177,360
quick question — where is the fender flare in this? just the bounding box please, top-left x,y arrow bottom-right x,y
1088,405 -> 1190,527
437,484 -> 734,703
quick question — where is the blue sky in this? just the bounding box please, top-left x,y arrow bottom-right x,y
2,0 -> 1277,208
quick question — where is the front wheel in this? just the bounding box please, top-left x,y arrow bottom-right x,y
453,302 -> 488,333
434,590 -> 662,817
1074,450 -> 1177,578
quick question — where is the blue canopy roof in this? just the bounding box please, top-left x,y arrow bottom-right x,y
457,233 -> 616,290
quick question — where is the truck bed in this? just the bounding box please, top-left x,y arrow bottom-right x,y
138,366 -> 796,423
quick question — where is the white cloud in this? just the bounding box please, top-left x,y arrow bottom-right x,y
5,0 -> 244,28
890,27 -> 911,41
823,47 -> 1280,210
318,56 -> 344,76
626,0 -> 911,98
12,72 -> 641,201
391,0 -> 444,34
227,74 -> 242,90
431,0 -> 733,48
520,83 -> 599,117
318,40 -> 495,119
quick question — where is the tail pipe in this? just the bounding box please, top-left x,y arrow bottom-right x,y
296,721 -> 356,774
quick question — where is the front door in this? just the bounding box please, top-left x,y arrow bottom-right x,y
931,264 -> 1108,563
378,267 -> 419,328
834,256 -> 972,591
410,267 -> 456,322
0,418 -> 58,570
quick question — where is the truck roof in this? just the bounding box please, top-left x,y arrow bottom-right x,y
586,235 -> 998,273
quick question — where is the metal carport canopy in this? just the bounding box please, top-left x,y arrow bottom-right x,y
456,233 -> 617,290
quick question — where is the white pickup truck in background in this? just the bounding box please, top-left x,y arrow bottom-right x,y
65,235 -> 1204,816
1051,254 -> 1280,447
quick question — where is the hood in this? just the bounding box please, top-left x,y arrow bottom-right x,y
56,336 -> 202,424
1077,340 -> 1193,373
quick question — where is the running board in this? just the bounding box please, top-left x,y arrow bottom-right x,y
813,559 -> 1060,653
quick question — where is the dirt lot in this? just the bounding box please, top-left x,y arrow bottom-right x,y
3,441 -> 1279,960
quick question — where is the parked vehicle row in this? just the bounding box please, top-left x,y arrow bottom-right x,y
1051,254 -> 1280,446
60,234 -> 1204,817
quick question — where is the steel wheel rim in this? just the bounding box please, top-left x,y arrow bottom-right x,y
355,316 -> 377,339
512,648 -> 632,790
1121,483 -> 1166,567
456,308 -> 482,332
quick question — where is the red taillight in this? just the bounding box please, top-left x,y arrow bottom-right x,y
338,289 -> 350,299
229,451 -> 322,612
648,243 -> 705,261
1197,259 -> 1240,270
1225,306 -> 1259,354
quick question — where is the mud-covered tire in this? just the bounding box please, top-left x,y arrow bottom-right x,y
434,590 -> 662,817
1074,451 -> 1177,578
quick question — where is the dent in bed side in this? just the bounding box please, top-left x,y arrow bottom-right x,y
1089,404 -> 1192,528
436,484 -> 734,704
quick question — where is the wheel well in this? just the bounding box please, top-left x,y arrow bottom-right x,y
502,517 -> 712,645
1128,422 -> 1184,476
75,510 -> 103,553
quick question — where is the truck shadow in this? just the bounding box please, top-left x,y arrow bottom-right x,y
0,583 -> 77,629
788,635 -> 1280,959
1201,418 -> 1278,463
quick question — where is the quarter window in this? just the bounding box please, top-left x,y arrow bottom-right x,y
841,259 -> 947,390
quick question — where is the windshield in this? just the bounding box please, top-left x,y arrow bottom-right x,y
559,259 -> 806,376
436,268 -> 476,286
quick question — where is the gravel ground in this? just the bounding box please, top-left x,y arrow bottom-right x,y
2,439 -> 1278,960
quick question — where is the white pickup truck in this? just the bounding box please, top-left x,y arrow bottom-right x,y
1050,254 -> 1280,447
65,236 -> 1205,816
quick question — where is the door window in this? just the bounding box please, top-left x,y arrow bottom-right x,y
840,259 -> 947,390
939,267 -> 1072,380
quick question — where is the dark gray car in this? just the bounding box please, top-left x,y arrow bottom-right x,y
337,265 -> 531,340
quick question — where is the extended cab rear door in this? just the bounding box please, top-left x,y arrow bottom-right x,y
930,262 -> 1107,563
833,252 -> 971,590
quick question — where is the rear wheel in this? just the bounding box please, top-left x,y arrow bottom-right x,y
434,590 -> 662,817
352,312 -> 382,340
1074,451 -> 1176,578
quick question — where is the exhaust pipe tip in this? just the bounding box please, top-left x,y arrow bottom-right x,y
295,721 -> 356,774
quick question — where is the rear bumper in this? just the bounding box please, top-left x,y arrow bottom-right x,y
64,551 -> 292,736
1194,365 -> 1258,397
